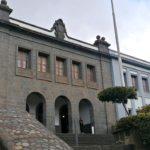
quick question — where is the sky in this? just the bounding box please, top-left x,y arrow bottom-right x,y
7,0 -> 150,62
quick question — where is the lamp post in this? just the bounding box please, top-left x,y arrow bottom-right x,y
110,0 -> 125,87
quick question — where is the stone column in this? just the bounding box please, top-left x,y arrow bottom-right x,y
126,68 -> 136,115
137,71 -> 146,106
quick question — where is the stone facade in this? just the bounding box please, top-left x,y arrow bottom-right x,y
0,1 -> 116,134
110,49 -> 150,119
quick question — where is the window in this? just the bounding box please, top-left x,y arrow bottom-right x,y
56,60 -> 64,76
87,65 -> 95,82
142,78 -> 148,92
72,63 -> 79,79
18,51 -> 29,69
131,76 -> 137,88
38,56 -> 47,73
123,73 -> 127,87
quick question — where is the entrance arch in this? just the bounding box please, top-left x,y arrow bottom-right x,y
79,99 -> 94,134
55,96 -> 72,133
26,92 -> 46,125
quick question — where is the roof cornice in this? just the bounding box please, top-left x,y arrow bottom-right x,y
0,19 -> 111,58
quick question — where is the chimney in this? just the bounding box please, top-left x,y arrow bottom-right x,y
93,35 -> 111,53
0,0 -> 12,22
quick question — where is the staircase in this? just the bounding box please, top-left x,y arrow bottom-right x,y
56,133 -> 114,146
56,134 -> 135,150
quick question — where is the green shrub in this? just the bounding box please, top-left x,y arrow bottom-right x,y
116,115 -> 150,145
137,104 -> 150,114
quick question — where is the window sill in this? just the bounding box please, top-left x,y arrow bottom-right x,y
72,78 -> 84,87
16,67 -> 33,78
37,72 -> 52,82
87,81 -> 98,89
55,75 -> 69,84
56,75 -> 67,77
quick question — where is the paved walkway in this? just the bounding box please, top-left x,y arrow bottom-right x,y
0,108 -> 73,150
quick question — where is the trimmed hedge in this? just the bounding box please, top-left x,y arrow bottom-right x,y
116,113 -> 150,145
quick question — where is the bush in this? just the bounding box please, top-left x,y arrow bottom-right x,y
137,104 -> 150,114
116,115 -> 150,145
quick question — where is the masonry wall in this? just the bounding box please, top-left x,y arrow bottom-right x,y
0,25 -> 116,134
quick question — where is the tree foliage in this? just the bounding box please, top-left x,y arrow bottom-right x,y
98,86 -> 137,104
137,104 -> 150,114
116,114 -> 150,146
98,86 -> 137,115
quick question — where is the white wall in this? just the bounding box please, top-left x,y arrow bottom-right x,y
135,97 -> 143,109
26,93 -> 43,118
79,101 -> 91,125
126,100 -> 132,110
145,98 -> 150,105
55,97 -> 68,125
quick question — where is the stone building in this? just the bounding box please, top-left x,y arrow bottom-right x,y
110,49 -> 150,119
0,1 -> 116,134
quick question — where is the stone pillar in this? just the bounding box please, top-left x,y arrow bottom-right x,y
0,0 -> 13,22
126,68 -> 136,115
147,74 -> 150,94
137,71 -> 146,106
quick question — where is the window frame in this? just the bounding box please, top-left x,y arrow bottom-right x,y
38,54 -> 48,73
16,46 -> 33,78
131,75 -> 138,89
56,56 -> 67,77
86,64 -> 96,82
17,47 -> 31,69
37,51 -> 51,73
72,60 -> 82,79
142,78 -> 148,93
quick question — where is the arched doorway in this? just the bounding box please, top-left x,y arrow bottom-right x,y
79,99 -> 94,134
26,92 -> 46,125
36,103 -> 43,124
55,96 -> 72,133
60,105 -> 69,133
26,104 -> 29,113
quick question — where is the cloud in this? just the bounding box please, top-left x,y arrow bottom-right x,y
8,0 -> 150,61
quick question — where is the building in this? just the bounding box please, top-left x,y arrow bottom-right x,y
110,49 -> 150,119
0,1 -> 116,134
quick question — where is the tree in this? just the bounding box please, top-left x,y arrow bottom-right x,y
98,86 -> 137,115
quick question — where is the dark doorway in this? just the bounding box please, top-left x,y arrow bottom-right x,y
36,103 -> 43,124
26,104 -> 29,113
60,105 -> 69,133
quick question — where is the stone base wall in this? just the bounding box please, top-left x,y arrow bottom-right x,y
113,129 -> 150,150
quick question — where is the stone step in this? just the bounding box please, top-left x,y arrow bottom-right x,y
56,134 -> 115,146
72,145 -> 134,150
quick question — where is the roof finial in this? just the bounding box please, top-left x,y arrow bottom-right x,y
1,0 -> 7,5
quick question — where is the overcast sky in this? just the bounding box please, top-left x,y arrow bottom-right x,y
8,0 -> 150,62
